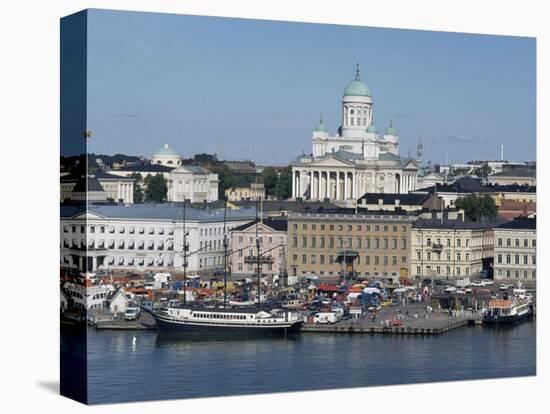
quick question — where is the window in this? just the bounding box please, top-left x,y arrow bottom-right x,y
329,237 -> 334,248
311,255 -> 316,264
457,253 -> 461,261
383,256 -> 388,265
302,224 -> 307,230
392,256 -> 397,266
401,256 -> 406,263
320,255 -> 325,265
356,238 -> 361,249
497,254 -> 502,264
302,255 -> 307,264
384,225 -> 388,232
384,238 -> 388,249
446,252 -> 451,261
375,238 -> 380,249
392,238 -> 397,249
365,238 -> 371,249
312,224 -> 317,231
506,238 -> 511,247
416,266 -> 421,275
532,239 -> 536,248
506,254 -> 511,264
417,251 -> 421,260
457,239 -> 461,247
365,256 -> 370,265
515,239 -> 520,247
515,255 -> 520,265
446,239 -> 451,247
427,252 -> 431,261
465,253 -> 470,261
292,237 -> 297,248
532,255 -> 536,265
293,224 -> 297,231
524,255 -> 528,265
401,238 -> 407,249
374,256 -> 379,265
524,239 -> 528,247
239,236 -> 243,243
320,237 -> 325,248
329,255 -> 334,264
311,237 -> 316,248
426,238 -> 431,247
302,237 -> 307,248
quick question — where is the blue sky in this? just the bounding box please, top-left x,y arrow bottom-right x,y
85,9 -> 536,165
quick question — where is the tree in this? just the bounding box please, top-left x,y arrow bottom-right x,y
262,167 -> 279,197
455,194 -> 497,221
474,163 -> 492,178
209,164 -> 236,200
144,174 -> 168,202
275,166 -> 293,200
129,173 -> 144,203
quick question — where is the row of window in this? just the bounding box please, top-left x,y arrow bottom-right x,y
236,236 -> 285,245
62,239 -> 174,251
496,254 -> 536,265
416,251 -> 476,262
292,223 -> 407,233
420,237 -> 472,248
292,236 -> 407,250
292,254 -> 406,266
497,238 -> 536,248
496,269 -> 536,279
63,225 -> 173,236
415,265 -> 472,276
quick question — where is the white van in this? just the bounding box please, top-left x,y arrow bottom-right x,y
124,307 -> 140,321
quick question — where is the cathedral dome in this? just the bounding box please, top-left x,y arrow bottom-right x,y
154,143 -> 179,157
343,63 -> 371,97
367,124 -> 377,133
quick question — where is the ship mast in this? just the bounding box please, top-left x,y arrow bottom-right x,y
182,199 -> 188,305
256,197 -> 261,309
223,198 -> 228,308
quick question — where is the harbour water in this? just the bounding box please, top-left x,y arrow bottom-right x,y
65,320 -> 536,404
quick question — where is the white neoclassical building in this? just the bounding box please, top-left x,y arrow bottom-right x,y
292,65 -> 418,201
167,166 -> 219,203
60,204 -> 255,274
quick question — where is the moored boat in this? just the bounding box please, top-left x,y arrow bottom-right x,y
482,298 -> 533,325
151,306 -> 303,337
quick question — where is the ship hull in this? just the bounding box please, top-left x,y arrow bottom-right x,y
152,313 -> 303,338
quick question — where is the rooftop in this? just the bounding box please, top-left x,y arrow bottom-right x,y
413,217 -> 505,230
495,216 -> 536,230
231,217 -> 288,232
357,192 -> 430,205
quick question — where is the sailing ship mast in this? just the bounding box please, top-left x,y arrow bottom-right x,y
223,198 -> 228,308
182,199 -> 189,305
256,197 -> 261,309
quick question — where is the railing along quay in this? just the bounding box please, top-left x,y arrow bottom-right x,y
301,319 -> 470,336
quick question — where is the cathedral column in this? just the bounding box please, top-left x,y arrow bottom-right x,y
344,172 -> 349,200
336,171 -> 341,200
317,171 -> 321,200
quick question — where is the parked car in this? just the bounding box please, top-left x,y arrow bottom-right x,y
124,307 -> 140,321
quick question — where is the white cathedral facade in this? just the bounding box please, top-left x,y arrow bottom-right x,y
292,65 -> 418,201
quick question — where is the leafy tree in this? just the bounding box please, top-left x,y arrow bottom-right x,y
455,194 -> 497,221
262,167 -> 279,197
144,174 -> 167,202
275,166 -> 293,200
128,173 -> 144,203
474,163 -> 492,178
209,164 -> 237,199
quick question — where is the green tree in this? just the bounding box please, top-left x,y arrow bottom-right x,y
455,194 -> 497,221
262,167 -> 279,197
476,163 -> 492,178
144,174 -> 167,202
129,172 -> 144,203
275,166 -> 293,200
209,164 -> 236,199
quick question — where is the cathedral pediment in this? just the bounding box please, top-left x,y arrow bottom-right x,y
308,155 -> 356,167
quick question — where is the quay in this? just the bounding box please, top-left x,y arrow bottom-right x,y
302,314 -> 470,336
88,312 -> 157,331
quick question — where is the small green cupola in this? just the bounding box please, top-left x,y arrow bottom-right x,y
385,120 -> 397,136
367,123 -> 377,133
314,115 -> 328,133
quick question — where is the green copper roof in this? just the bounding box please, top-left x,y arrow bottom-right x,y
314,115 -> 328,133
367,124 -> 377,133
343,63 -> 371,97
385,120 -> 397,136
154,144 -> 180,157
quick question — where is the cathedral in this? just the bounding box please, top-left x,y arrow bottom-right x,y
292,64 -> 418,201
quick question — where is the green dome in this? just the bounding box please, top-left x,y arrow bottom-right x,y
344,80 -> 371,97
154,143 -> 179,157
385,121 -> 397,136
367,124 -> 377,133
343,63 -> 371,97
314,115 -> 328,133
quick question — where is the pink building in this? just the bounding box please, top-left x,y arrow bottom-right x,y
230,218 -> 288,279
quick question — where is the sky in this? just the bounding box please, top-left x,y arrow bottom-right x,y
83,9 -> 536,165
